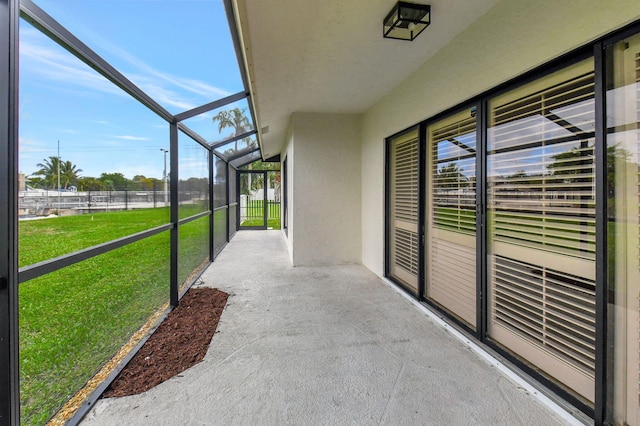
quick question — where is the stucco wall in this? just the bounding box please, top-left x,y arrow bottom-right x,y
361,0 -> 640,277
289,112 -> 362,266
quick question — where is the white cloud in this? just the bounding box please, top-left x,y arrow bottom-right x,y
114,135 -> 151,141
18,137 -> 49,154
19,25 -> 233,112
20,28 -> 126,97
18,137 -> 56,174
75,29 -> 232,110
136,82 -> 197,111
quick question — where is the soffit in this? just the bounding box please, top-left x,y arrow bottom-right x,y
234,0 -> 500,158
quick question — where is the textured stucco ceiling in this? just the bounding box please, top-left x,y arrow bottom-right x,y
233,0 -> 500,158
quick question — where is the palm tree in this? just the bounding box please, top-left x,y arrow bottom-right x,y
212,108 -> 257,186
212,108 -> 252,152
60,160 -> 82,189
33,156 -> 61,190
33,156 -> 83,190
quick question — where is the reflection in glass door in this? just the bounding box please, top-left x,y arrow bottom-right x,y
426,108 -> 477,328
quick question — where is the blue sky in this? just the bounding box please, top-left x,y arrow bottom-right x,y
19,0 -> 245,181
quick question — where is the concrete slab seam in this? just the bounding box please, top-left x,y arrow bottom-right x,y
379,277 -> 585,426
377,362 -> 406,425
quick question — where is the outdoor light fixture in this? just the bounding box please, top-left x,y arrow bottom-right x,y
383,1 -> 431,41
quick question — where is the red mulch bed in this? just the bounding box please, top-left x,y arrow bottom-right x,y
103,287 -> 229,397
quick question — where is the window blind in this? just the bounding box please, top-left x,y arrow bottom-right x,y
431,116 -> 476,233
394,137 -> 419,223
489,71 -> 596,260
493,255 -> 595,375
488,61 -> 597,402
389,131 -> 420,290
427,112 -> 477,327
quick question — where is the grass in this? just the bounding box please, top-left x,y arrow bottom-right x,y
240,218 -> 281,229
433,206 -> 475,233
179,202 -> 210,220
240,200 -> 281,229
178,215 -> 210,284
213,209 -> 229,254
19,208 -> 170,267
18,207 -> 211,425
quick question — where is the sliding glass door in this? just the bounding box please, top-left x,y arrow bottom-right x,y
487,58 -> 597,403
387,128 -> 420,293
383,25 -> 640,420
425,109 -> 477,328
606,33 -> 640,425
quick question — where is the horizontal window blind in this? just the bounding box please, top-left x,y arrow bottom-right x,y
490,72 -> 594,150
431,115 -> 476,234
395,227 -> 419,277
489,70 -> 596,260
493,255 -> 596,376
395,137 -> 419,223
427,111 -> 477,327
389,130 -> 420,291
428,235 -> 476,326
488,59 -> 596,402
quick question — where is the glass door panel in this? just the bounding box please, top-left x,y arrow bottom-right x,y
388,129 -> 420,293
426,108 -> 477,328
606,33 -> 640,426
487,58 -> 596,403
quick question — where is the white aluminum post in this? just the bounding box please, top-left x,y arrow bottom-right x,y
161,148 -> 168,206
57,140 -> 60,213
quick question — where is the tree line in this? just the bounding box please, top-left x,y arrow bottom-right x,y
27,155 -> 209,192
28,108 -> 257,192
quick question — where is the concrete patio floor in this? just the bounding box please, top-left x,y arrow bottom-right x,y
82,230 -> 585,425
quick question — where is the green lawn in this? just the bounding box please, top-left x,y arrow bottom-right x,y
18,208 -> 170,267
178,215 -> 210,284
18,208 -> 209,425
240,200 -> 281,229
213,208 -> 228,254
433,206 -> 475,233
240,218 -> 281,229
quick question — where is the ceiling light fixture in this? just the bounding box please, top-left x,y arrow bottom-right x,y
383,1 -> 431,41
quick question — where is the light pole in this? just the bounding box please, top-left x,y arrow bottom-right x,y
160,148 -> 168,206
